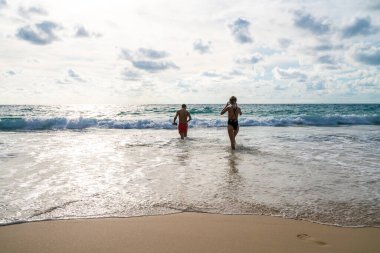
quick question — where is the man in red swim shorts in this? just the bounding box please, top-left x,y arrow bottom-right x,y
173,104 -> 192,140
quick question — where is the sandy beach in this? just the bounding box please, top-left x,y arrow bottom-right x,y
1,213 -> 379,253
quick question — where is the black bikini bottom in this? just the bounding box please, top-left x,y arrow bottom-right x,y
228,119 -> 239,131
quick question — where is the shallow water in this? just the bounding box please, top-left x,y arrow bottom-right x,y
1,126 -> 379,226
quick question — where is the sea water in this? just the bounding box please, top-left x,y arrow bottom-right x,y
0,104 -> 379,226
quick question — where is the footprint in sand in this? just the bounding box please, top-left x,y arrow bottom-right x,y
297,233 -> 328,246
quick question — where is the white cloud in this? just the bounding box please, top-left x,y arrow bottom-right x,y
74,25 -> 102,38
0,0 -> 7,9
1,0 -> 379,103
57,69 -> 86,84
18,5 -> 48,18
272,67 -> 307,81
121,68 -> 141,81
138,48 -> 169,59
235,53 -> 263,65
351,44 -> 380,65
278,38 -> 292,49
16,21 -> 61,45
193,39 -> 212,54
75,25 -> 90,37
120,48 -> 178,73
341,17 -> 379,38
228,17 -> 253,44
131,60 -> 179,73
201,70 -> 231,80
68,69 -> 85,82
293,10 -> 330,35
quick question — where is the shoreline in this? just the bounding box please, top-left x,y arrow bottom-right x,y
1,212 -> 379,253
1,212 -> 378,229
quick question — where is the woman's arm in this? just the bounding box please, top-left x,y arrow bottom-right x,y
220,102 -> 230,115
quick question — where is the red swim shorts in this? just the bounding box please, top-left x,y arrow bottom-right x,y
178,122 -> 188,134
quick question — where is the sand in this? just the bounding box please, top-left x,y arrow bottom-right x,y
0,213 -> 379,253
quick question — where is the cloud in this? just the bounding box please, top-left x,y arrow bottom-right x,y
120,48 -> 178,73
56,69 -> 85,84
274,84 -> 289,91
0,0 -> 8,10
0,0 -> 7,9
342,17 -> 378,38
176,80 -> 191,92
7,70 -> 16,76
294,10 -> 330,35
131,60 -> 179,73
201,71 -> 231,80
75,26 -> 90,37
235,53 -> 263,65
120,48 -> 134,61
18,6 -> 48,18
352,76 -> 379,90
68,69 -> 85,82
202,71 -> 222,77
368,2 -> 380,10
229,69 -> 244,76
120,48 -> 169,59
228,18 -> 253,44
314,43 -> 333,51
75,25 -> 102,38
278,38 -> 292,49
193,39 -> 211,54
317,55 -> 335,64
306,81 -> 326,91
312,43 -> 344,52
352,45 -> 380,65
141,80 -> 157,88
138,48 -> 168,59
176,80 -> 198,93
16,21 -> 60,45
121,68 -> 141,80
273,67 -> 307,81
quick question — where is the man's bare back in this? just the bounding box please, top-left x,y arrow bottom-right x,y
173,104 -> 192,139
176,109 -> 190,123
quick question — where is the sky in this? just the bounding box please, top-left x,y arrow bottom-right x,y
0,0 -> 380,104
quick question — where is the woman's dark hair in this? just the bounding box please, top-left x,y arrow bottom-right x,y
229,96 -> 237,103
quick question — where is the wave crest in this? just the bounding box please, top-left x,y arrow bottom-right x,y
0,115 -> 379,131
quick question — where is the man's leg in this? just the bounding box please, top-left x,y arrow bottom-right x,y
179,123 -> 185,140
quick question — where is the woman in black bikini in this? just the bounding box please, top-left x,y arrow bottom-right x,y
220,96 -> 242,150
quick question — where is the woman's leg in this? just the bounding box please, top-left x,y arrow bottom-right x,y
233,125 -> 239,147
234,125 -> 239,137
228,125 -> 235,149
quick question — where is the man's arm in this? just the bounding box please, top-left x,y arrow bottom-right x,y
239,107 -> 242,116
173,111 -> 179,123
187,111 -> 192,122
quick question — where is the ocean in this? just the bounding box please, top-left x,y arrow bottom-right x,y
0,104 -> 379,227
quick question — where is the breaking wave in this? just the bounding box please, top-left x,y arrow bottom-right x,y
0,115 -> 379,131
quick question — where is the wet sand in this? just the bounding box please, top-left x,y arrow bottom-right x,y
0,213 -> 379,253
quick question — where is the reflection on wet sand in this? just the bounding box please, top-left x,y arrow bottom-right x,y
228,151 -> 239,174
176,144 -> 190,167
